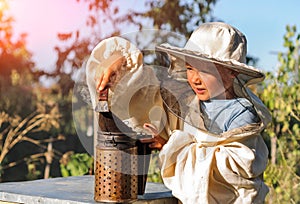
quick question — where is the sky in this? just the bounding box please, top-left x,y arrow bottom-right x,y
8,0 -> 300,73
213,0 -> 300,71
9,0 -> 89,72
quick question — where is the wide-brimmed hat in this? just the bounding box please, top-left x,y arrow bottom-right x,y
156,22 -> 265,85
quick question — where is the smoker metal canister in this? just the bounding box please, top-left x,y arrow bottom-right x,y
94,111 -> 151,203
95,131 -> 138,203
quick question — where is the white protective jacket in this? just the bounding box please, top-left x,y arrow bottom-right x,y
86,36 -> 271,204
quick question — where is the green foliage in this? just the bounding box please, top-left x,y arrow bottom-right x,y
26,163 -> 42,181
264,136 -> 300,203
260,25 -> 300,203
147,151 -> 163,183
130,0 -> 219,37
60,152 -> 93,177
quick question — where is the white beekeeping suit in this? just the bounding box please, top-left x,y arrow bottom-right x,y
86,22 -> 271,204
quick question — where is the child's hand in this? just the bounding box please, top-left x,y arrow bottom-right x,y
96,55 -> 125,91
140,123 -> 167,150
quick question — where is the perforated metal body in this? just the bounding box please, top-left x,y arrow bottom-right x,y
94,140 -> 138,203
94,111 -> 151,203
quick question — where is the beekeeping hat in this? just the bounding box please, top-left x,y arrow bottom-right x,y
156,21 -> 265,85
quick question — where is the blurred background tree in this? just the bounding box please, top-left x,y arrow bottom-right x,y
0,0 -> 47,181
0,0 -> 84,181
0,0 -> 35,116
260,25 -> 300,203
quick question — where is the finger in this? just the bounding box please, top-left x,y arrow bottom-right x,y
149,142 -> 162,150
139,137 -> 155,144
143,123 -> 158,135
98,70 -> 112,91
111,56 -> 125,71
96,72 -> 104,91
155,136 -> 167,146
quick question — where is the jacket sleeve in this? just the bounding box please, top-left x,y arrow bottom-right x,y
86,36 -> 178,139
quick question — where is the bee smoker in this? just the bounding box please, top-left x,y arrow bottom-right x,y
94,89 -> 151,203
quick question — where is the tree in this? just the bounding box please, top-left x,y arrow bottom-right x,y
0,0 -> 36,116
0,0 -> 34,80
0,0 -> 65,181
52,0 -> 220,83
125,0 -> 219,37
261,25 -> 300,203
